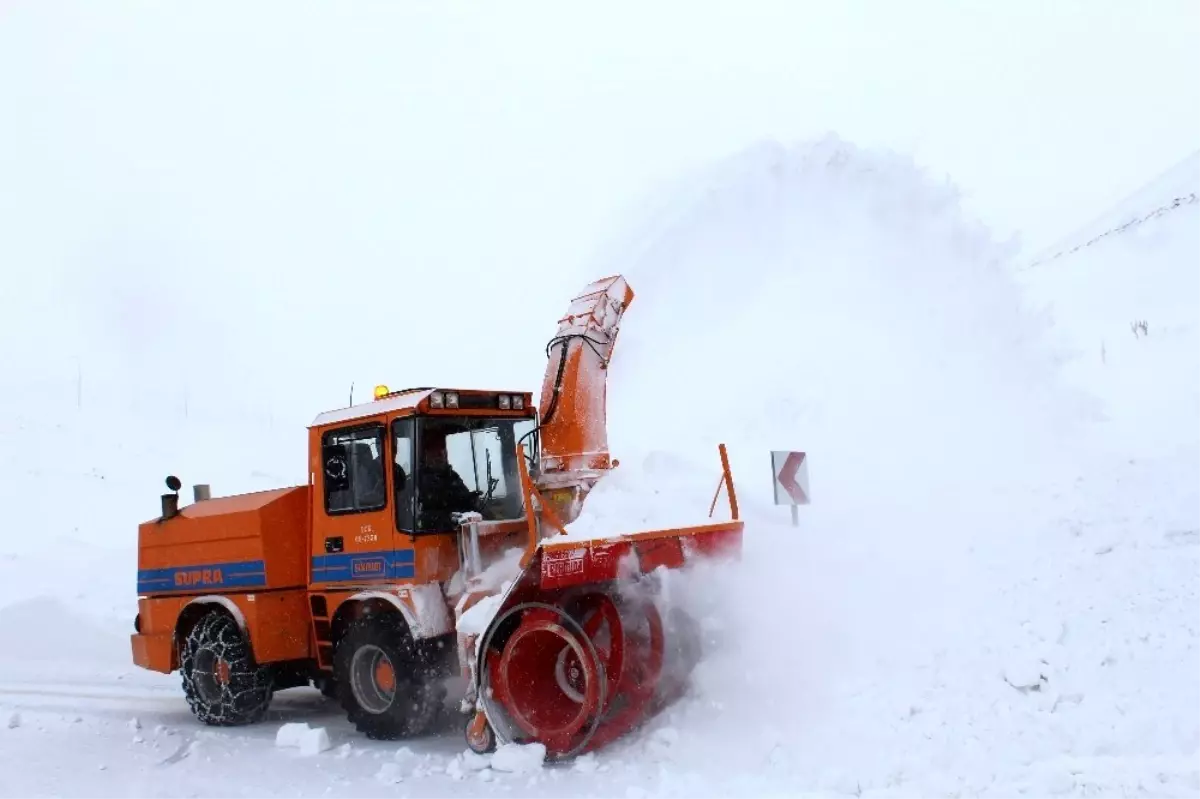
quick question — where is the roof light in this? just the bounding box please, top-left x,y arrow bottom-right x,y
512,395 -> 525,410
498,394 -> 511,410
430,391 -> 444,408
445,391 -> 459,408
374,385 -> 390,400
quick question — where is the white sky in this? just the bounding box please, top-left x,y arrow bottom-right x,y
1,0 -> 1197,421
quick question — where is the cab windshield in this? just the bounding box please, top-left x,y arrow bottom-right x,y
412,416 -> 536,532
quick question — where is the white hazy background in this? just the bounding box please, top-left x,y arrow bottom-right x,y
1,1 -> 1197,462
0,6 -> 1197,795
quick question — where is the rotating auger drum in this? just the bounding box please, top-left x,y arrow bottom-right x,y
460,525 -> 730,760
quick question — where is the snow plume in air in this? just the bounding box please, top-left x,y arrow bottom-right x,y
598,134 -> 1091,500
573,134 -> 1178,788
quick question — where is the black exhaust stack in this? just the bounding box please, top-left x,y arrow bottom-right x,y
160,475 -> 182,521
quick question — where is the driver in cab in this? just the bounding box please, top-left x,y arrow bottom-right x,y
413,432 -> 480,529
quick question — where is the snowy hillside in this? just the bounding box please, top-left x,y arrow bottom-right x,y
1017,149 -> 1200,458
1,137 -> 1197,798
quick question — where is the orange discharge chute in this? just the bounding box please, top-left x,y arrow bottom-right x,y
532,275 -> 634,526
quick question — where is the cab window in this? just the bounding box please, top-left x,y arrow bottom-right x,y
414,416 -> 537,532
322,424 -> 387,514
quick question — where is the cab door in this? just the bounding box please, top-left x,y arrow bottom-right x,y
388,416 -> 418,581
312,421 -> 395,587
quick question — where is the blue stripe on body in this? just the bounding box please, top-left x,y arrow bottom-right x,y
311,549 -> 416,583
137,559 -> 267,594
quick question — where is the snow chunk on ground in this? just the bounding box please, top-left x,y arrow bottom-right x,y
460,750 -> 491,771
274,722 -> 309,748
375,763 -> 404,784
446,749 -> 492,780
6,712 -> 19,729
572,752 -> 599,773
489,741 -> 546,773
274,722 -> 331,755
299,727 -> 331,756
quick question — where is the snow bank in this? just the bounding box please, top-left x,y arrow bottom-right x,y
562,451 -> 730,541
1017,150 -> 1199,459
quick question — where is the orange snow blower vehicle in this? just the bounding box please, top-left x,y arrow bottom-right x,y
130,275 -> 743,759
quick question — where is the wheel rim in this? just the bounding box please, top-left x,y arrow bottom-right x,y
565,592 -> 626,711
349,644 -> 396,714
193,648 -> 230,704
554,646 -> 587,703
466,712 -> 494,753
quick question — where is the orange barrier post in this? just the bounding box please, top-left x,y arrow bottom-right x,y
718,443 -> 739,520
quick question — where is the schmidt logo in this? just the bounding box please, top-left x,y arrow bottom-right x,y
351,557 -> 385,578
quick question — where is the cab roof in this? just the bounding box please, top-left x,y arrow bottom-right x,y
312,388 -> 432,427
310,387 -> 532,428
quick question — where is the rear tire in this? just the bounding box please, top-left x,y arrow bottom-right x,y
333,613 -> 443,740
180,611 -> 273,726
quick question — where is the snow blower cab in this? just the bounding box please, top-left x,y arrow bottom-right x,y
315,392 -> 538,539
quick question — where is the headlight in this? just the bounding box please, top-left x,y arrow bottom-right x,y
430,391 -> 444,408
498,395 -> 511,410
512,395 -> 525,410
445,392 -> 459,408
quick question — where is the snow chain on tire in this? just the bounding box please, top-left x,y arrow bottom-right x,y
180,611 -> 273,726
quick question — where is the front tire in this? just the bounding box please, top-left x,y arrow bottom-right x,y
180,611 -> 273,726
333,614 -> 443,739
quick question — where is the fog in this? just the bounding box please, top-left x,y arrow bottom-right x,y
1,0 -> 1196,429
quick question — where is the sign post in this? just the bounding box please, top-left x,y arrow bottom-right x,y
771,450 -> 809,526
